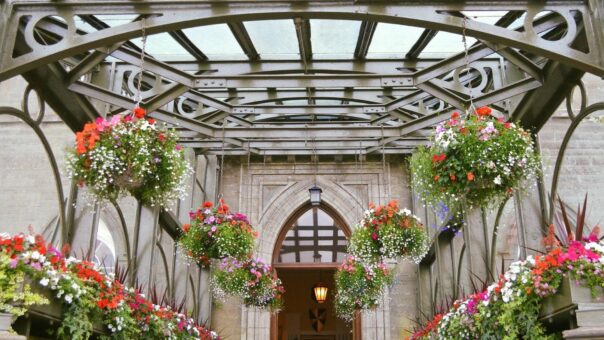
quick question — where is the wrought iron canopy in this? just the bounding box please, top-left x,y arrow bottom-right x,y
1,0 -> 603,156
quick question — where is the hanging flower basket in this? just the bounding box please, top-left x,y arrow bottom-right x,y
409,107 -> 541,209
349,200 -> 429,264
212,257 -> 284,312
178,200 -> 257,267
334,256 -> 392,322
66,108 -> 191,207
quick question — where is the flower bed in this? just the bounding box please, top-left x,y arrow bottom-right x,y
410,107 -> 540,209
0,232 -> 219,339
67,108 -> 190,207
178,200 -> 257,267
334,256 -> 393,322
348,201 -> 429,264
212,257 -> 284,312
409,239 -> 604,339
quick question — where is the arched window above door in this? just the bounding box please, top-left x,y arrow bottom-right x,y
276,206 -> 349,264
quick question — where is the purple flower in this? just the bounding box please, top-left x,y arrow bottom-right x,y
211,226 -> 217,233
9,258 -> 18,269
234,213 -> 248,222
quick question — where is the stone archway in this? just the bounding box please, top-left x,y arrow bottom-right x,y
240,175 -> 391,340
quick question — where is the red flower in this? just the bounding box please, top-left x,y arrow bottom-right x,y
475,106 -> 492,116
449,174 -> 456,181
203,201 -> 213,208
158,133 -> 166,142
371,233 -> 378,241
183,223 -> 190,233
451,112 -> 459,120
133,107 -> 146,119
432,153 -> 446,163
504,122 -> 511,129
434,175 -> 440,181
147,118 -> 156,125
467,172 -> 475,181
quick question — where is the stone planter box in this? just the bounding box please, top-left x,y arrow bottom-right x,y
540,275 -> 604,332
0,312 -> 25,340
11,281 -> 107,338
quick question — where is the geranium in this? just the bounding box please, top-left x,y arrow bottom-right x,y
348,201 -> 429,264
334,256 -> 393,322
66,108 -> 192,207
178,200 -> 257,267
0,232 -> 220,339
410,106 -> 541,210
212,257 -> 284,312
409,238 -> 604,340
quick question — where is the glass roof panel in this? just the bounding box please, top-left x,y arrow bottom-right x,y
95,15 -> 139,27
508,13 -> 527,31
130,33 -> 195,61
367,23 -> 424,59
74,18 -> 97,33
461,11 -> 508,25
311,19 -> 361,59
244,20 -> 299,59
419,32 -> 477,58
182,24 -> 247,60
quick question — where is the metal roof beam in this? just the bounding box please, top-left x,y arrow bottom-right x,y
202,148 -> 417,156
228,22 -> 260,61
406,29 -> 438,59
354,21 -> 377,59
168,30 -> 208,61
77,15 -> 144,54
294,18 -> 312,68
193,74 -> 413,88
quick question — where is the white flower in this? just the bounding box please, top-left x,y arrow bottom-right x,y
26,235 -> 35,244
39,278 -> 49,286
493,175 -> 502,185
31,251 -> 40,260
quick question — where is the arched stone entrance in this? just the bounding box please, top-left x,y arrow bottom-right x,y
234,167 -> 393,340
269,203 -> 361,340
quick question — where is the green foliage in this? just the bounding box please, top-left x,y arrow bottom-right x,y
212,257 -> 284,312
56,302 -> 95,340
178,202 -> 256,267
334,256 -> 393,322
349,202 -> 428,264
0,254 -> 48,318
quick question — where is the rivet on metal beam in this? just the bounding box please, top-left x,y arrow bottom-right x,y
381,77 -> 413,86
196,79 -> 226,88
363,106 -> 387,113
233,107 -> 255,114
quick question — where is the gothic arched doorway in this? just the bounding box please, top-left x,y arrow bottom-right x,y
270,203 -> 361,340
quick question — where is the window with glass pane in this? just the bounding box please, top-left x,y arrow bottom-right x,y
277,207 -> 348,263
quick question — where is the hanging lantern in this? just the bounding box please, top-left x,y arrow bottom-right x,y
313,282 -> 328,304
309,186 -> 322,206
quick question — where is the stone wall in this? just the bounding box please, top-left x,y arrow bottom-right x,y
211,156 -> 418,339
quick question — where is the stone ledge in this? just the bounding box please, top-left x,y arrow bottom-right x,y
564,327 -> 604,339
